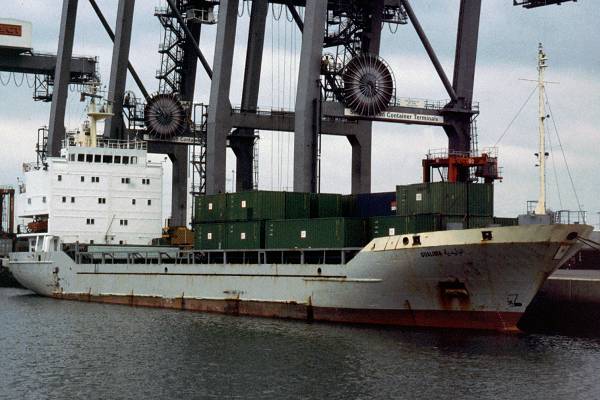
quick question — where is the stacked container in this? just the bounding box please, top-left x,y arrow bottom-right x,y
396,182 -> 494,230
192,183 -> 499,250
266,218 -> 367,249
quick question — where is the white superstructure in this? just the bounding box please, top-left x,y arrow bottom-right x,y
18,139 -> 163,245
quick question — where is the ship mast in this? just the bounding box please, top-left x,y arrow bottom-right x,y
534,43 -> 548,215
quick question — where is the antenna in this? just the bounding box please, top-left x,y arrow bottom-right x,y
534,43 -> 549,216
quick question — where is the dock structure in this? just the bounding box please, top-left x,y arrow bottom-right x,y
541,270 -> 600,304
520,268 -> 600,333
3,0 -> 579,227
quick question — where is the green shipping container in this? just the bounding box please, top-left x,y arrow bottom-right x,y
369,216 -> 409,238
226,221 -> 264,249
369,215 -> 443,239
396,182 -> 493,217
311,193 -> 344,218
194,194 -> 227,222
227,191 -> 283,221
226,191 -> 311,221
266,218 -> 367,249
194,223 -> 226,250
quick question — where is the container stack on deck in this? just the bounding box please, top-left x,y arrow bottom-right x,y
192,182 -> 517,251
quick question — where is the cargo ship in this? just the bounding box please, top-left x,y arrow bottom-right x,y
8,99 -> 592,332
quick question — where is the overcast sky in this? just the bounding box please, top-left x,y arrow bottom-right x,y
1,0 -> 599,224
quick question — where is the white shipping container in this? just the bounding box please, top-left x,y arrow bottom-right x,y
0,19 -> 32,51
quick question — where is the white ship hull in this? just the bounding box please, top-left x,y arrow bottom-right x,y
9,224 -> 591,332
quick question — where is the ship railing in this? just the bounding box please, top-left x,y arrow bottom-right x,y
72,248 -> 362,266
425,147 -> 498,160
62,138 -> 147,151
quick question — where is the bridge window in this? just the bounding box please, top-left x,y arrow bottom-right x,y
114,156 -> 121,164
77,154 -> 85,162
86,154 -> 93,162
122,156 -> 130,165
103,155 -> 113,164
94,155 -> 101,163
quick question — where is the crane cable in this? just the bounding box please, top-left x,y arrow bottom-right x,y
279,14 -> 285,190
276,9 -> 281,190
0,72 -> 10,86
270,6 -> 274,190
545,90 -> 584,214
13,72 -> 25,87
286,11 -> 296,190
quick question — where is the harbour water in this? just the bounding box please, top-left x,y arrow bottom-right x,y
1,288 -> 600,400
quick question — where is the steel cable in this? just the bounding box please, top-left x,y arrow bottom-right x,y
285,5 -> 294,22
272,3 -> 283,21
545,90 -> 584,214
545,116 -> 564,209
237,0 -> 245,17
25,74 -> 34,88
0,72 -> 10,86
270,9 -> 274,190
13,73 -> 25,87
494,85 -> 538,146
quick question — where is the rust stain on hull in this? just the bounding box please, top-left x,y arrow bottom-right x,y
53,292 -> 522,332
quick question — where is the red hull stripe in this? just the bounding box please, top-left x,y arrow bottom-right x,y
53,293 -> 523,332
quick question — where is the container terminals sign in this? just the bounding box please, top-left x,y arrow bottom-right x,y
0,19 -> 32,51
344,108 -> 445,125
0,24 -> 21,37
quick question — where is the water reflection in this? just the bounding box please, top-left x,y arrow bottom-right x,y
1,288 -> 600,400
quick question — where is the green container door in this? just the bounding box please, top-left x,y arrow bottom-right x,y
194,194 -> 227,222
266,218 -> 367,249
285,192 -> 311,219
342,194 -> 358,217
467,184 -> 494,216
194,223 -> 226,250
226,221 -> 264,249
311,193 -> 344,218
